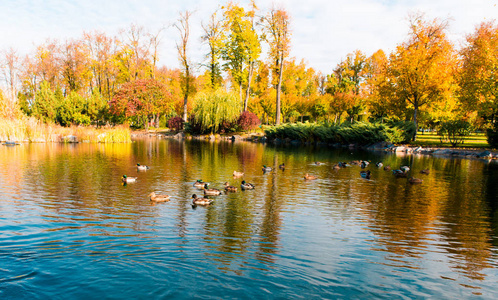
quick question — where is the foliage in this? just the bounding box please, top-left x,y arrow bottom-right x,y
437,120 -> 473,146
264,121 -> 414,145
191,90 -> 241,133
486,125 -> 498,148
167,116 -> 184,132
237,111 -> 260,131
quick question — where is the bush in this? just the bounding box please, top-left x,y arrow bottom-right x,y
237,111 -> 261,131
438,120 -> 472,146
167,116 -> 184,132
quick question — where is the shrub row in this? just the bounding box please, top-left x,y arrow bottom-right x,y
264,121 -> 415,145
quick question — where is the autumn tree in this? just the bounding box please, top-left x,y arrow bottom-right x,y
175,11 -> 195,122
1,48 -> 21,118
201,10 -> 225,90
459,21 -> 498,127
377,14 -> 456,140
262,7 -> 291,125
222,1 -> 261,111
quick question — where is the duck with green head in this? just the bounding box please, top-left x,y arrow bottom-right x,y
122,175 -> 137,183
204,184 -> 221,196
241,180 -> 255,190
191,194 -> 214,206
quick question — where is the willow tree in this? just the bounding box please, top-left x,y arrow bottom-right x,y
175,11 -> 195,122
378,14 -> 456,140
262,7 -> 291,125
192,90 -> 241,133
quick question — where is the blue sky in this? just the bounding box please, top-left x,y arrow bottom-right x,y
0,0 -> 497,73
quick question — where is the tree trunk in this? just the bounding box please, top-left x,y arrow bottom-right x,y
275,53 -> 284,125
413,101 -> 418,141
244,61 -> 254,112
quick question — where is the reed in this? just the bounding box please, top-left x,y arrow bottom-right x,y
0,117 -> 131,143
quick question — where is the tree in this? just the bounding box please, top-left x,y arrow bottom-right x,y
459,21 -> 498,127
377,14 -> 456,140
1,48 -> 21,118
222,1 -> 261,110
262,7 -> 291,125
201,10 -> 225,90
175,11 -> 195,122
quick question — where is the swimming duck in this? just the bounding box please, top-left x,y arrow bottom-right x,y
241,180 -> 255,190
360,170 -> 371,179
191,194 -> 214,206
420,169 -> 430,175
203,184 -> 221,196
279,163 -> 285,170
224,182 -> 237,192
314,161 -> 323,166
360,161 -> 370,168
392,169 -> 408,178
400,166 -> 410,173
304,173 -> 317,180
122,175 -> 137,183
408,177 -> 423,184
149,192 -> 170,202
376,162 -> 383,168
338,162 -> 350,168
262,165 -> 272,172
193,180 -> 208,188
333,164 -> 341,170
137,163 -> 150,171
384,165 -> 391,171
233,171 -> 244,177
350,160 -> 360,165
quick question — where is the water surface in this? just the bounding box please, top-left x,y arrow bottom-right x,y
1,139 -> 497,299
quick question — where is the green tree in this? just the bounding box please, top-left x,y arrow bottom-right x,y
32,81 -> 57,123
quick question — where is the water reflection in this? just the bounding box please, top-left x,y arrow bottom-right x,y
0,139 -> 497,298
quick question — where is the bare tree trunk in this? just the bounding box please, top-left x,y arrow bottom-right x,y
244,61 -> 254,112
275,53 -> 284,125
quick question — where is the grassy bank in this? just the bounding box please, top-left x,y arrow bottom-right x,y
413,132 -> 489,148
0,117 -> 131,143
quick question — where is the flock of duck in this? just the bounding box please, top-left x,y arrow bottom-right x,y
121,160 -> 428,206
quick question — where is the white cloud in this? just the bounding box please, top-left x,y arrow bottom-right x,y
0,0 -> 497,74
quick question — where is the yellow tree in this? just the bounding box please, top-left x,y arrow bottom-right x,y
379,14 -> 456,140
201,10 -> 225,90
459,21 -> 498,127
175,10 -> 195,122
262,7 -> 291,125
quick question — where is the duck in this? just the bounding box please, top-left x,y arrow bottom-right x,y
360,170 -> 371,179
333,164 -> 341,170
279,163 -> 285,170
262,165 -> 272,172
408,177 -> 423,184
304,173 -> 317,180
392,169 -> 408,178
376,162 -> 383,168
224,182 -> 237,192
191,194 -> 214,206
137,163 -> 150,171
338,162 -> 350,168
203,184 -> 221,196
233,171 -> 244,177
149,192 -> 170,202
241,180 -> 255,190
420,169 -> 430,175
384,165 -> 391,171
193,180 -> 207,188
314,161 -> 323,166
400,166 -> 410,173
122,175 -> 137,183
360,161 -> 370,168
350,160 -> 360,165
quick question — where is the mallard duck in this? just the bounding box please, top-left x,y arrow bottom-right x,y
384,165 -> 391,171
149,192 -> 170,202
262,165 -> 272,172
137,163 -> 150,171
408,177 -> 423,184
304,173 -> 317,180
333,164 -> 341,170
193,180 -> 207,188
279,163 -> 285,170
224,182 -> 237,192
376,162 -> 383,168
400,166 -> 410,172
192,194 -> 213,206
314,161 -> 323,166
420,169 -> 430,175
241,180 -> 255,190
338,162 -> 350,168
392,169 -> 408,178
350,160 -> 360,165
122,175 -> 137,183
360,170 -> 371,179
233,171 -> 244,177
203,184 -> 221,196
360,161 -> 370,168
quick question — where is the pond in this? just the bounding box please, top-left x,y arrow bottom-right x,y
1,138 -> 497,299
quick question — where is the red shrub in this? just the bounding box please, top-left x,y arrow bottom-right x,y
167,116 -> 184,132
237,111 -> 260,131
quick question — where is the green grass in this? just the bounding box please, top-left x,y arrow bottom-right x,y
412,132 -> 490,148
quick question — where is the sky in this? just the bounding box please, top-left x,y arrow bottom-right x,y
0,0 -> 497,74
